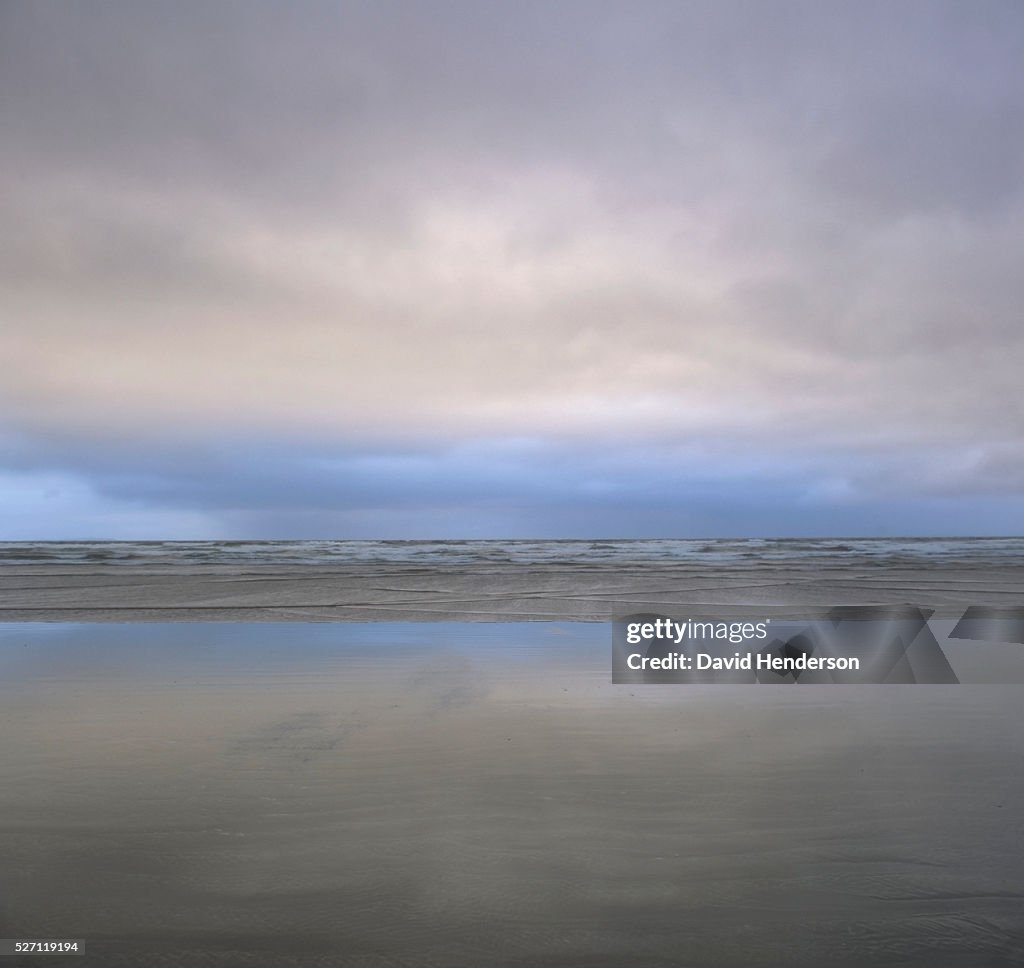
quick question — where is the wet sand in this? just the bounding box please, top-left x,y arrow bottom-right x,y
3,553 -> 1023,621
2,545 -> 1023,964
2,622 -> 1024,967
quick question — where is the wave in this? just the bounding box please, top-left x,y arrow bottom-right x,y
1,537 -> 1021,567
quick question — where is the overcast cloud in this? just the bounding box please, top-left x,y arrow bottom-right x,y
2,1 -> 1022,537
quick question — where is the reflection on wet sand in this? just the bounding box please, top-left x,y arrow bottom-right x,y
1,623 -> 1023,966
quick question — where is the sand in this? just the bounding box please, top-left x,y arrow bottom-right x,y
2,553 -> 1023,621
2,621 -> 1024,966
2,552 -> 1024,965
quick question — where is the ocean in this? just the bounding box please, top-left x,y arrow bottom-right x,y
2,536 -> 1023,567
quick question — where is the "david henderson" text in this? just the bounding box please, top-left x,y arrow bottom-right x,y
626,652 -> 861,671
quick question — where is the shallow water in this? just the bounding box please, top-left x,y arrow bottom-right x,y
1,623 -> 1023,966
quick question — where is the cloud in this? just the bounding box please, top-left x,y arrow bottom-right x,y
1,1 -> 1022,535
3,424 -> 1024,539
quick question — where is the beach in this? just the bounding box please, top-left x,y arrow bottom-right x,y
7,0 -> 1023,963
1,541 -> 1023,966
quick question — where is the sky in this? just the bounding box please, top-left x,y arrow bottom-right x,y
2,0 -> 1023,539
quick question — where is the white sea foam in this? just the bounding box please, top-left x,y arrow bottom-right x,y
0,536 -> 1021,567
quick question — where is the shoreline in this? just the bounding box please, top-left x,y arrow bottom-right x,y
3,555 -> 1022,622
